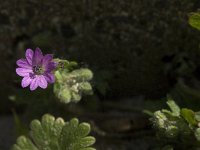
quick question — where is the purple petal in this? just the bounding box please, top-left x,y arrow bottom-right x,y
30,78 -> 39,91
42,54 -> 53,66
44,73 -> 55,83
25,49 -> 34,65
33,47 -> 43,65
16,68 -> 33,77
45,62 -> 56,72
16,59 -> 31,69
38,75 -> 48,89
21,76 -> 32,88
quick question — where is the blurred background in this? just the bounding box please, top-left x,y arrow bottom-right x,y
1,0 -> 200,149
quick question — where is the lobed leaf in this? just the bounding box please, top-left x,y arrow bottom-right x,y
12,136 -> 38,150
12,114 -> 96,150
59,118 -> 95,150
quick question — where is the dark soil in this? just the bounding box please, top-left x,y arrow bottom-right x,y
0,116 -> 15,150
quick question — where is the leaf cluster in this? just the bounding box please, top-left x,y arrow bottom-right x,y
12,114 -> 96,150
151,97 -> 200,149
53,59 -> 93,104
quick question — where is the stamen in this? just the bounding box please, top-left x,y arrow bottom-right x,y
33,65 -> 44,75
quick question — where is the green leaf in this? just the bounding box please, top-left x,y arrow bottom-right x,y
189,12 -> 200,31
79,82 -> 93,95
58,87 -> 72,103
195,128 -> 200,141
12,114 -> 96,150
71,69 -> 93,81
166,99 -> 180,116
152,110 -> 180,138
195,111 -> 200,122
71,92 -> 82,102
55,71 -> 63,81
181,108 -> 197,126
59,118 -> 95,150
12,136 -> 38,150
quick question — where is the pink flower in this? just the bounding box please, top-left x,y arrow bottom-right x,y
16,48 -> 56,91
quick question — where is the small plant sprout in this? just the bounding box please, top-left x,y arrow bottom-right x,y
16,48 -> 56,91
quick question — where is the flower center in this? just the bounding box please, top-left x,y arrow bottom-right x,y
33,65 -> 44,75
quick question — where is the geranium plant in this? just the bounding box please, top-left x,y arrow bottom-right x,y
14,48 -> 96,150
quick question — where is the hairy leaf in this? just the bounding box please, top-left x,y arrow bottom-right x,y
54,66 -> 93,104
12,114 -> 96,150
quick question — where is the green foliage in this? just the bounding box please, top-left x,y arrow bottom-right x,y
195,112 -> 200,122
195,128 -> 200,141
189,11 -> 200,31
54,60 -> 93,104
166,98 -> 180,117
152,99 -> 185,139
151,97 -> 200,149
12,114 -> 96,150
181,108 -> 197,126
